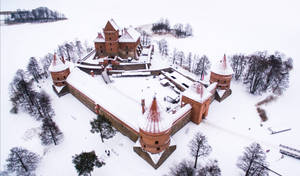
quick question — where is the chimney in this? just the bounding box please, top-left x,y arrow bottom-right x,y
196,83 -> 204,98
90,70 -> 95,77
223,54 -> 227,69
141,99 -> 145,114
53,53 -> 57,66
141,89 -> 145,114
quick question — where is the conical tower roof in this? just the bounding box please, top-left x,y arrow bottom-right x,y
49,53 -> 69,72
211,54 -> 234,75
139,96 -> 171,133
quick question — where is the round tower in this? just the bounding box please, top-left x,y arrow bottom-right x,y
210,54 -> 233,90
49,53 -> 70,87
139,97 -> 172,154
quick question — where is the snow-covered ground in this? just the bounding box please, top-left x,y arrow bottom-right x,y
1,0 -> 300,175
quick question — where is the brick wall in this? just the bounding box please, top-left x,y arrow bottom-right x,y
67,83 -> 139,141
210,72 -> 232,90
51,68 -> 70,87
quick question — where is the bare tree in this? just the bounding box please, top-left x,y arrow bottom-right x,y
6,147 -> 40,176
194,55 -> 211,79
237,142 -> 269,176
35,91 -> 55,120
175,51 -> 185,66
141,31 -> 151,47
172,48 -> 177,64
187,52 -> 192,71
158,39 -> 168,56
231,54 -> 247,81
189,132 -> 212,169
40,118 -> 63,145
40,53 -> 53,78
27,57 -> 42,83
9,69 -> 37,114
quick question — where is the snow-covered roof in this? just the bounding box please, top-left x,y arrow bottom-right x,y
67,68 -> 142,132
139,97 -> 172,133
182,82 -> 212,103
206,82 -> 217,93
109,18 -> 120,31
211,55 -> 234,76
48,54 -> 69,72
94,32 -> 105,43
119,28 -> 140,43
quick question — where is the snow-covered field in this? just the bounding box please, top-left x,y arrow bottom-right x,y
1,0 -> 300,175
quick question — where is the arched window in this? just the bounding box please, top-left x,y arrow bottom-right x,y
155,141 -> 159,144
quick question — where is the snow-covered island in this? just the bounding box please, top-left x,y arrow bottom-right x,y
1,0 -> 300,175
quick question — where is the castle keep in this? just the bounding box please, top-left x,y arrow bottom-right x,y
94,19 -> 142,59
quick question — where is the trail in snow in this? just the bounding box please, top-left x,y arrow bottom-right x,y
202,120 -> 279,150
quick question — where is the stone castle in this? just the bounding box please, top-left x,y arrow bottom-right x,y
49,19 -> 233,169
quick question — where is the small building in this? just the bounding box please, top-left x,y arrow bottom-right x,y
94,19 -> 142,59
181,83 -> 212,124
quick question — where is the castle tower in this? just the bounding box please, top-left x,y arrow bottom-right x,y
103,19 -> 120,57
210,54 -> 233,90
49,53 -> 70,87
139,96 -> 172,154
181,83 -> 212,124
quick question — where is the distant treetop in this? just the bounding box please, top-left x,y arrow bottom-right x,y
4,7 -> 67,24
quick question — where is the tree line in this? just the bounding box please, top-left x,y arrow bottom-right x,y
5,7 -> 67,24
230,51 -> 293,95
158,39 -> 210,80
157,39 -> 293,95
152,18 -> 193,38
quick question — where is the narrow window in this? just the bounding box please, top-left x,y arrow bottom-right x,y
157,147 -> 160,151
